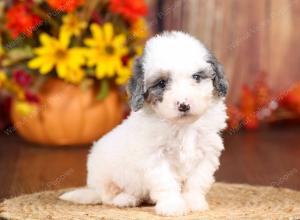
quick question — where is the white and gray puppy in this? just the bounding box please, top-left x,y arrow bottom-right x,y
60,31 -> 228,216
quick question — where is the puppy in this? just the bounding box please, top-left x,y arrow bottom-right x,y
60,31 -> 228,216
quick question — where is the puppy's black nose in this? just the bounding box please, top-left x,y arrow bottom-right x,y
178,103 -> 190,112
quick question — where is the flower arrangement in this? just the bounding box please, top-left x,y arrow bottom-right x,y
0,0 -> 148,116
227,72 -> 300,131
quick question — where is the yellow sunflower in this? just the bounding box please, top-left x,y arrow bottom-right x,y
15,101 -> 36,116
0,71 -> 7,87
0,37 -> 4,56
4,80 -> 24,99
28,30 -> 85,79
0,45 -> 4,57
115,58 -> 133,85
84,23 -> 128,79
61,13 -> 87,37
63,67 -> 85,83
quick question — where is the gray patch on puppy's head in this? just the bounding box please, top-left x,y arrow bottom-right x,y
145,87 -> 165,105
206,53 -> 228,97
144,72 -> 170,105
127,57 -> 145,111
144,82 -> 165,105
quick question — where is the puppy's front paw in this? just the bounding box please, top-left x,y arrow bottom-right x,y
59,188 -> 101,204
111,193 -> 139,207
155,195 -> 188,216
184,192 -> 209,212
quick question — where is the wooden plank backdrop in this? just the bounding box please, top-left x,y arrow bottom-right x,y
148,0 -> 300,101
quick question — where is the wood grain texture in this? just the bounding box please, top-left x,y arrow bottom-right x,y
161,0 -> 300,101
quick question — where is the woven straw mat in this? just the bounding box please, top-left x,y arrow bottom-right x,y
1,182 -> 300,220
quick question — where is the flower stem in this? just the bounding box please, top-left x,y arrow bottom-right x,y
79,0 -> 101,22
32,6 -> 60,36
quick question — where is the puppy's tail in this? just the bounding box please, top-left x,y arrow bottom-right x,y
59,187 -> 102,204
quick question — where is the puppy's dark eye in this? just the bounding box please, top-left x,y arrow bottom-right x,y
156,79 -> 167,88
192,73 -> 201,82
193,71 -> 208,82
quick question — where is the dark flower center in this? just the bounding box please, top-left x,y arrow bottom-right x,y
105,45 -> 115,55
68,18 -> 77,28
56,49 -> 67,59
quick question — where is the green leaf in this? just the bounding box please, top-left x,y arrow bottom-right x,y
96,80 -> 109,100
7,46 -> 34,61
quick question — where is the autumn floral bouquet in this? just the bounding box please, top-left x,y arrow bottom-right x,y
227,73 -> 300,132
0,0 -> 148,115
0,0 -> 148,145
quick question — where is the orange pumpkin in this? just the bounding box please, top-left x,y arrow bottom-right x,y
11,78 -> 124,146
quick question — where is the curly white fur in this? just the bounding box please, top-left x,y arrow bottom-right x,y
60,31 -> 227,216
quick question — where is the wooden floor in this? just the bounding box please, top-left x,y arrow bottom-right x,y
0,125 -> 300,201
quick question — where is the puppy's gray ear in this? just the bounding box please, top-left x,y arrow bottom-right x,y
207,56 -> 228,97
127,57 -> 145,111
